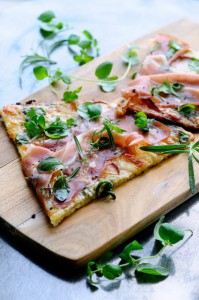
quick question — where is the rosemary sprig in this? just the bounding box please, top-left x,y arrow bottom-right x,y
140,140 -> 199,194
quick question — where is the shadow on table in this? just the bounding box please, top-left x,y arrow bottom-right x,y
0,192 -> 198,286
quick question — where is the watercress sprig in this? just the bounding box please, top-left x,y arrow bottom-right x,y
87,216 -> 192,285
134,111 -> 154,131
151,81 -> 184,100
140,140 -> 199,193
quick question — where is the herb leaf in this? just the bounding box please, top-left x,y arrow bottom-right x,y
120,240 -> 143,264
53,175 -> 70,202
178,104 -> 196,114
38,11 -> 55,23
37,157 -> 63,171
33,66 -> 48,80
158,223 -> 185,245
102,264 -> 122,280
63,87 -> 82,102
135,111 -> 153,131
136,263 -> 169,276
44,117 -> 69,139
66,118 -> 77,128
122,46 -> 140,66
188,155 -> 195,194
95,61 -> 113,79
77,102 -> 102,120
73,135 -> 84,159
15,132 -> 30,145
188,57 -> 199,73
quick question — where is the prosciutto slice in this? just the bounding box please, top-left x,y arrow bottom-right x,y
118,73 -> 199,129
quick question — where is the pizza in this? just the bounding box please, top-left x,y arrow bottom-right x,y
1,99 -> 194,226
116,73 -> 199,130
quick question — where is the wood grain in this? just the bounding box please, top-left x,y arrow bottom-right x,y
1,19 -> 199,266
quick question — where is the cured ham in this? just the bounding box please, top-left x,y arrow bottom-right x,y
118,73 -> 199,129
140,34 -> 192,75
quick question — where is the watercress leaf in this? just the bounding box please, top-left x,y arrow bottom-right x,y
99,81 -> 116,93
131,72 -> 137,79
87,261 -> 98,285
25,107 -> 45,121
169,39 -> 182,51
96,252 -> 113,266
73,50 -> 94,65
33,66 -> 48,80
53,175 -> 70,201
78,40 -> 92,49
66,118 -> 77,128
188,57 -> 199,73
178,104 -> 196,114
136,263 -> 169,276
95,61 -> 113,79
122,47 -> 139,66
63,87 -> 82,102
44,118 -> 69,139
153,216 -> 165,242
102,264 -> 122,280
68,34 -> 80,45
83,30 -> 93,40
37,157 -> 63,171
77,102 -> 102,120
159,223 -> 185,245
120,240 -> 143,264
48,39 -> 68,55
87,103 -> 102,120
15,132 -> 30,145
24,121 -> 42,138
40,29 -> 56,39
38,11 -> 55,23
38,115 -> 46,129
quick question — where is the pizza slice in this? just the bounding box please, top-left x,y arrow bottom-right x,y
117,73 -> 199,130
1,101 -> 194,226
140,33 -> 199,75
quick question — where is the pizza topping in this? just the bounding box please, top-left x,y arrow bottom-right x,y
178,104 -> 196,114
96,180 -> 116,200
151,81 -> 184,101
77,102 -> 102,120
134,112 -> 153,131
37,157 -> 64,171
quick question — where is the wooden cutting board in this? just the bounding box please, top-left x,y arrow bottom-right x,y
1,19 -> 199,267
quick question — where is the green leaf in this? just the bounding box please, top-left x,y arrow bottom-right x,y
73,135 -> 84,159
95,61 -> 113,79
122,47 -> 139,66
15,132 -> 30,145
33,66 -> 48,80
178,104 -> 196,114
66,118 -> 77,128
40,29 -> 56,39
44,118 -> 69,139
53,175 -> 70,202
102,264 -> 122,280
159,223 -> 185,245
153,216 -> 165,242
169,39 -> 182,51
87,261 -> 98,285
120,240 -> 143,264
134,111 -> 153,131
61,74 -> 71,85
188,155 -> 195,194
82,30 -> 93,40
188,57 -> 199,73
73,50 -> 94,65
103,120 -> 115,150
25,107 -> 45,121
136,263 -> 169,276
99,76 -> 118,93
131,72 -> 137,79
63,87 -> 82,102
68,34 -> 80,45
38,115 -> 46,129
24,121 -> 42,138
37,157 -> 63,171
38,11 -> 55,23
48,39 -> 68,55
78,40 -> 92,49
77,102 -> 102,120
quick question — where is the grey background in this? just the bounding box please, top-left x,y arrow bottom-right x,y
0,0 -> 199,299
